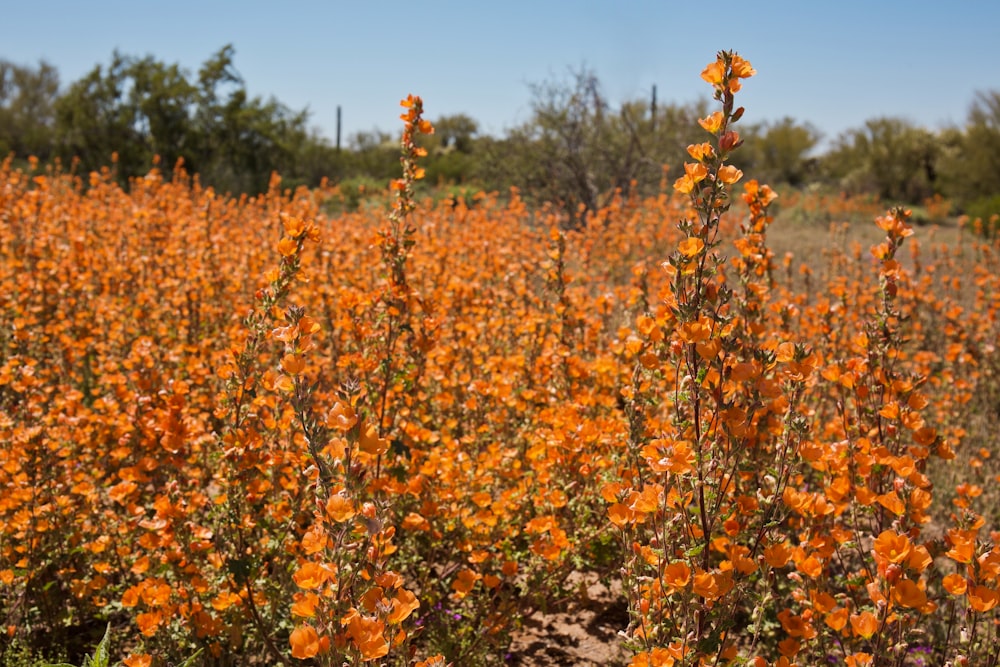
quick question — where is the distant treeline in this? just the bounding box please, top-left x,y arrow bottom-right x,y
2,46 -> 999,222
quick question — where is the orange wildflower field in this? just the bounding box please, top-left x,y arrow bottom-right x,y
2,53 -> 1000,667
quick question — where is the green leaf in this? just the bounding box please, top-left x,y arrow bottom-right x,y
177,648 -> 205,667
46,624 -> 111,667
86,623 -> 111,667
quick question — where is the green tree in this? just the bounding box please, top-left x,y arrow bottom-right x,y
821,117 -> 939,203
54,52 -> 145,176
343,129 -> 400,181
938,90 -> 1000,216
431,113 -> 478,153
51,45 -> 320,193
416,114 -> 479,184
738,116 -> 820,186
193,45 -> 312,193
125,55 -> 199,169
0,59 -> 60,161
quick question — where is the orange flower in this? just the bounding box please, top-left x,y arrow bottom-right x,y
968,585 -> 1000,612
825,607 -> 849,631
290,624 -> 321,659
692,570 -> 720,600
763,542 -> 792,568
663,561 -> 691,592
870,242 -> 892,261
777,637 -> 800,658
291,592 -> 320,618
811,590 -> 837,613
946,530 -> 976,564
674,163 -> 708,195
730,54 -> 756,78
123,655 -> 152,667
942,573 -> 968,596
873,530 -> 911,564
687,142 -> 715,162
701,60 -> 726,86
629,647 -> 676,667
387,588 -> 419,624
326,401 -> 358,432
415,657 -> 447,667
744,179 -> 778,206
684,161 -> 709,183
277,236 -> 298,257
673,174 -> 697,195
892,578 -> 927,609
293,561 -> 335,590
907,545 -> 932,573
452,568 -> 481,598
720,130 -> 741,152
608,502 -> 635,527
796,555 -> 823,579
210,591 -> 242,611
718,165 -> 743,185
136,611 -> 163,637
346,613 -> 389,661
282,215 -> 310,238
678,237 -> 705,258
280,354 -> 306,376
698,111 -> 725,134
845,654 -> 874,667
777,609 -> 815,639
849,611 -> 878,639
875,491 -> 906,516
359,424 -> 389,456
326,493 -> 356,522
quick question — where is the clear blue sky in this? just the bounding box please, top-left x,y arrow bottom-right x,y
4,1 -> 998,149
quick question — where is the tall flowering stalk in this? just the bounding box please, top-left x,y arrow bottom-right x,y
213,203 -> 321,666
782,208 -> 955,667
612,51 -> 812,666
281,96 -> 436,665
369,95 -> 436,454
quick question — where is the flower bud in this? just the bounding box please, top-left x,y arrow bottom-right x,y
720,131 -> 742,153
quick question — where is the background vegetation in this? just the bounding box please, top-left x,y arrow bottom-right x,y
2,47 -> 1000,224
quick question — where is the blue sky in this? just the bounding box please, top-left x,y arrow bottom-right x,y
4,1 -> 998,149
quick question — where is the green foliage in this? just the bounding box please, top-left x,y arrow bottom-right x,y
1,639 -> 65,667
821,116 -> 939,202
44,624 -> 109,667
50,45 -> 326,194
6,45 -> 1000,215
737,116 -> 820,186
429,113 -> 479,153
0,59 -> 60,160
937,90 -> 1000,211
39,624 -> 202,667
326,175 -> 390,213
964,194 -> 1000,234
53,51 -> 198,182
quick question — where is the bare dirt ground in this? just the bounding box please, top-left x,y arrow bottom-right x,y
506,573 -> 630,667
